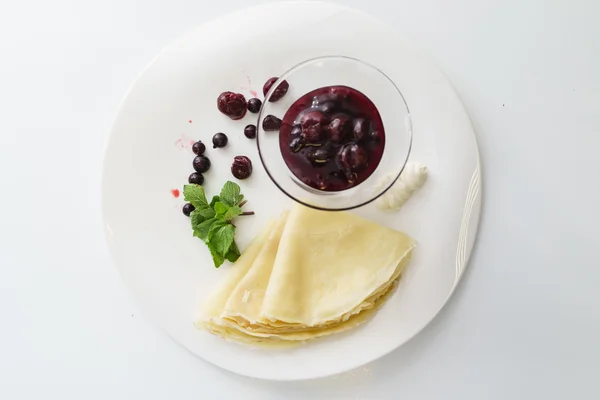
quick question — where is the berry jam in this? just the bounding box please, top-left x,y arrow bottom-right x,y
279,85 -> 385,191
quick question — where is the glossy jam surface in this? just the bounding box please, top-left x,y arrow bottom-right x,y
279,85 -> 385,191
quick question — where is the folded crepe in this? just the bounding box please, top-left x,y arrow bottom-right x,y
197,204 -> 415,346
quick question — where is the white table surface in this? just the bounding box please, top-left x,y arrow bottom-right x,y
1,0 -> 599,398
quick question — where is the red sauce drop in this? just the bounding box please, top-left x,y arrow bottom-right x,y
171,189 -> 180,198
188,120 -> 192,123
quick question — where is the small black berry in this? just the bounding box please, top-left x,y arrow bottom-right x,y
244,124 -> 257,139
212,132 -> 228,148
192,141 -> 205,155
193,156 -> 211,173
247,98 -> 262,113
182,203 -> 195,217
188,172 -> 204,185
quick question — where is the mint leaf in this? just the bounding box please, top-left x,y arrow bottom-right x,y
222,205 -> 242,221
198,207 -> 215,219
213,202 -> 242,221
225,248 -> 240,263
207,220 -> 227,241
208,244 -> 225,268
209,195 -> 221,208
225,240 -> 240,263
185,181 -> 254,268
229,240 -> 240,256
219,181 -> 243,207
183,185 -> 209,208
213,202 -> 229,219
190,209 -> 205,229
208,223 -> 235,256
194,217 -> 216,241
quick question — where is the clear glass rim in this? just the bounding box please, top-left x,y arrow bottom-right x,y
256,55 -> 413,212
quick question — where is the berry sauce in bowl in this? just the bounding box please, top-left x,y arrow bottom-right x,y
279,85 -> 385,192
257,56 -> 412,211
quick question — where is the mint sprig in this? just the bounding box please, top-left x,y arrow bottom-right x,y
183,181 -> 254,268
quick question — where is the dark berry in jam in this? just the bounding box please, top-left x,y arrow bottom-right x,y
231,156 -> 252,180
212,132 -> 228,148
192,141 -> 206,155
188,172 -> 204,185
247,98 -> 262,113
244,124 -> 257,139
319,101 -> 336,115
289,137 -> 303,152
193,156 -> 211,173
300,110 -> 327,143
307,147 -> 331,167
262,115 -> 282,131
263,77 -> 289,102
352,118 -> 370,142
217,91 -> 247,120
290,125 -> 302,137
338,143 -> 369,172
182,203 -> 195,217
279,85 -> 385,191
370,130 -> 383,143
327,114 -> 352,143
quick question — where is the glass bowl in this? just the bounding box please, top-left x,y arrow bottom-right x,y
256,56 -> 412,211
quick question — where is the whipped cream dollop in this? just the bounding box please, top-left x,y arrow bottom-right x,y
375,162 -> 428,210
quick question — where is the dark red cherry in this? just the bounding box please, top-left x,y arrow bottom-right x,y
338,143 -> 368,172
352,118 -> 370,141
231,156 -> 252,179
217,92 -> 247,120
300,110 -> 327,143
262,115 -> 282,131
327,114 -> 352,143
263,77 -> 289,102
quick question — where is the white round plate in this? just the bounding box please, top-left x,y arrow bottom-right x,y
102,2 -> 481,381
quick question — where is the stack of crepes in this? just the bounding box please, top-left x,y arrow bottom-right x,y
197,203 -> 415,346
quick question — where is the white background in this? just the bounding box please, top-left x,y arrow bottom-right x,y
0,0 -> 598,398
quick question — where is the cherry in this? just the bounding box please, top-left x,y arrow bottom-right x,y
338,143 -> 368,172
352,118 -> 370,141
319,101 -> 336,115
262,115 -> 282,131
217,92 -> 247,120
263,77 -> 289,102
327,114 -> 352,143
231,156 -> 252,180
300,110 -> 327,143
